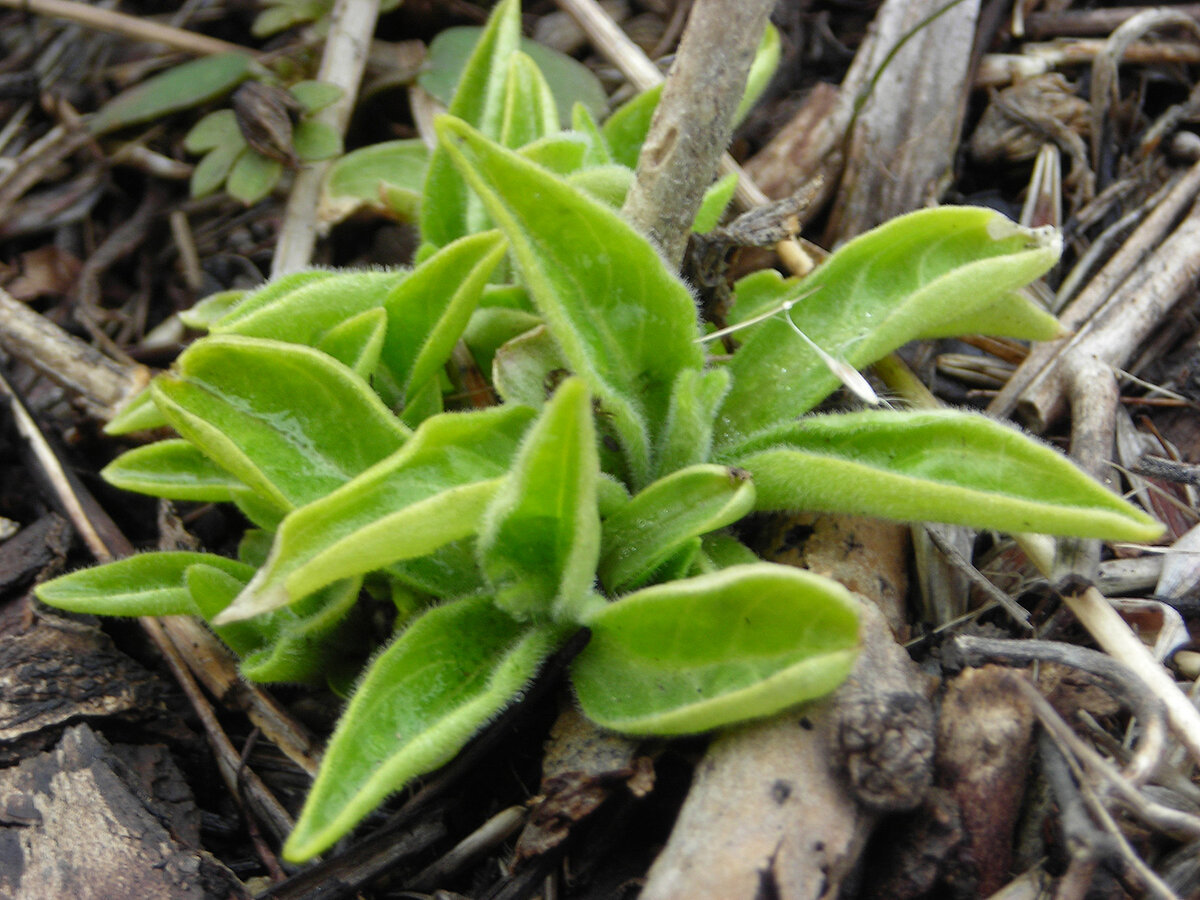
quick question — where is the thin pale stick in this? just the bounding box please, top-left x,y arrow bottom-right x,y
0,0 -> 258,57
272,0 -> 380,275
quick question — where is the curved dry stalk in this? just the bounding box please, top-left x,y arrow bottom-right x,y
0,0 -> 258,57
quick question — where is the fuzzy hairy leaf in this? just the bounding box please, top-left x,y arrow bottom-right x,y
600,86 -> 661,169
572,564 -> 859,734
715,208 -> 1062,449
104,388 -> 167,435
103,439 -> 245,502
419,25 -> 607,129
437,115 -> 704,487
571,102 -> 612,166
321,139 -> 428,222
152,336 -> 409,513
479,377 -> 600,622
379,231 -> 508,403
36,552 -> 254,617
211,269 -> 407,345
599,464 -> 755,593
219,404 -> 535,621
315,307 -> 387,376
656,368 -> 732,475
731,409 -> 1164,541
692,172 -> 739,234
239,577 -> 363,684
500,52 -> 559,149
420,0 -> 521,247
283,596 -> 558,860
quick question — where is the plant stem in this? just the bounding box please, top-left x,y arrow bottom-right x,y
619,0 -> 775,269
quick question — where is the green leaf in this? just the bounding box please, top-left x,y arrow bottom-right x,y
102,439 -> 245,502
733,23 -> 781,125
571,102 -> 612,166
379,231 -> 508,403
731,408 -> 1164,541
35,552 -> 253,617
252,1 -> 319,37
321,139 -> 429,222
571,563 -> 859,734
315,307 -> 388,377
219,404 -> 535,620
186,563 -> 263,655
180,288 -> 247,331
656,367 -> 732,475
283,596 -> 559,860
716,207 -> 1063,449
105,388 -> 167,435
564,164 -> 633,208
479,377 -> 600,622
212,269 -> 407,344
463,306 -> 542,375
492,325 -> 566,408
252,0 -> 330,36
700,531 -> 762,569
226,149 -> 283,205
152,336 -> 409,512
185,109 -> 241,153
420,0 -> 521,247
89,54 -> 254,135
293,119 -> 343,161
420,26 -> 607,129
397,377 -> 444,428
918,287 -> 1064,341
190,138 -> 245,198
519,133 -> 589,174
386,539 -> 487,600
500,52 -> 560,149
240,577 -> 363,684
601,85 -> 661,169
437,115 -> 705,487
693,172 -> 739,234
599,464 -> 755,593
289,80 -> 343,113
187,562 -> 365,685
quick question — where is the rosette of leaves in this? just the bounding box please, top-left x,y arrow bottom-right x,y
185,80 -> 344,204
38,0 -> 1163,864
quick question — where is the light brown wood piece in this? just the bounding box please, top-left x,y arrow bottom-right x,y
0,286 -> 148,420
936,666 -> 1036,896
640,600 -> 932,899
824,0 -> 981,242
0,724 -> 249,899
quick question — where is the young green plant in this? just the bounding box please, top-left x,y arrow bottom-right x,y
37,0 -> 1163,864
